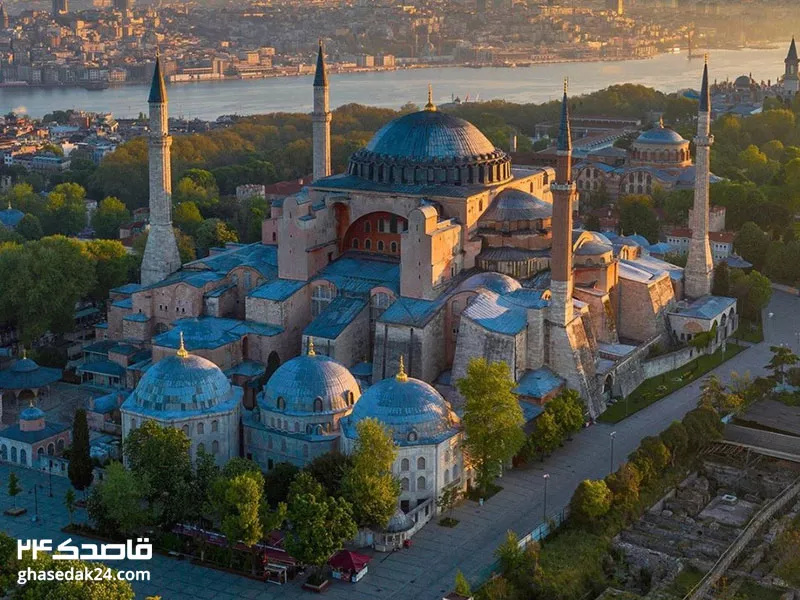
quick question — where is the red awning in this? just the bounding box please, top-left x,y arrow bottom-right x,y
328,550 -> 371,572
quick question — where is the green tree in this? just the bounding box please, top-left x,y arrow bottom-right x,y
42,183 -> 87,236
454,570 -> 472,597
91,196 -> 130,239
124,420 -> 193,529
285,472 -> 357,584
683,406 -> 723,449
341,418 -> 400,529
660,421 -> 689,465
618,195 -> 659,243
7,472 -> 21,509
304,451 -> 352,498
193,447 -> 220,519
766,345 -> 799,385
84,239 -> 133,301
605,462 -> 641,514
263,462 -> 300,507
67,408 -> 93,498
436,485 -> 462,523
195,218 -> 239,256
569,479 -> 612,524
213,471 -> 264,568
457,359 -> 526,494
64,488 -> 76,527
734,222 -> 770,269
532,411 -> 562,460
699,374 -> 727,409
633,436 -> 671,475
712,260 -> 730,296
546,389 -> 585,440
737,145 -> 780,184
495,530 -> 525,578
95,462 -> 147,536
730,269 -> 773,321
173,201 -> 203,235
16,214 -> 42,240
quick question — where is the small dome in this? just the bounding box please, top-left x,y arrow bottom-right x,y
12,358 -> 40,373
457,272 -> 522,296
0,207 -> 24,229
20,406 -> 44,421
365,110 -> 497,161
635,127 -> 686,145
480,188 -> 552,222
130,354 -> 232,412
385,508 -> 414,533
573,230 -> 613,255
734,75 -> 752,89
263,352 -> 360,414
344,371 -> 460,446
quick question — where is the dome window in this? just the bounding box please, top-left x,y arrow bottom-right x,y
276,397 -> 286,410
347,391 -> 355,406
407,430 -> 418,443
313,397 -> 324,413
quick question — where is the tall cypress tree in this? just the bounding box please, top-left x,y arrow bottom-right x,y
68,408 -> 93,498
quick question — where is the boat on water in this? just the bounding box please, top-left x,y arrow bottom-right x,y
81,80 -> 110,91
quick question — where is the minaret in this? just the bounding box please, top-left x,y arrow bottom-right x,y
0,4 -> 9,29
684,57 -> 714,299
785,37 -> 799,95
140,54 -> 181,286
548,79 -> 575,327
312,40 -> 331,181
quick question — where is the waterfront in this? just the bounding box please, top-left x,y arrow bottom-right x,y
0,47 -> 789,120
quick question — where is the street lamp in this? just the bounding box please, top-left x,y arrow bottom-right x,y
609,431 -> 617,476
48,461 -> 53,498
542,473 -> 550,525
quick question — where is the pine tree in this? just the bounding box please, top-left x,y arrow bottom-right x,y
68,408 -> 94,498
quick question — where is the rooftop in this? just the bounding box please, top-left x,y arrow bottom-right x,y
514,367 -> 564,399
304,296 -> 367,340
153,316 -> 282,351
669,295 -> 736,320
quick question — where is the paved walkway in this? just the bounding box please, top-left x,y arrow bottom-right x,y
2,291 -> 797,600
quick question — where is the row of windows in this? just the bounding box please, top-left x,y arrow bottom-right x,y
632,148 -> 689,162
264,436 -> 311,458
129,418 -> 219,434
351,239 -> 398,253
398,466 -> 461,492
268,416 -> 333,435
350,159 -> 511,186
362,217 -> 406,234
274,394 -> 353,412
196,440 -> 220,454
401,457 -> 428,471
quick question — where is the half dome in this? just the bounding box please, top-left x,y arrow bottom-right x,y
480,188 -> 552,222
263,353 -> 360,415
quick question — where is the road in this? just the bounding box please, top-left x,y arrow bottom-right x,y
1,290 -> 797,600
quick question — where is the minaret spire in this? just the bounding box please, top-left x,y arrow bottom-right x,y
312,39 -> 332,181
784,37 -> 799,95
140,52 -> 181,286
684,58 -> 715,299
549,78 -> 575,327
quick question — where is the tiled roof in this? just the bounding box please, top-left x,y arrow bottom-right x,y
154,316 -> 282,351
304,296 -> 367,339
0,421 -> 69,444
312,174 -> 490,199
514,367 -> 564,399
462,289 -> 547,335
669,295 -> 736,320
315,253 -> 401,296
0,359 -> 62,390
248,278 -> 306,301
379,296 -> 444,327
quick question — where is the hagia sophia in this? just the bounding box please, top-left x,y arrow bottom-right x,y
2,41 -> 750,538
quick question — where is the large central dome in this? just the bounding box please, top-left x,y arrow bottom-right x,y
365,111 -> 497,161
347,106 -> 512,187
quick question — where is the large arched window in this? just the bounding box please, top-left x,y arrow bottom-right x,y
401,458 -> 409,471
182,424 -> 190,436
197,422 -> 204,435
198,442 -> 205,454
417,457 -> 426,470
0,445 -> 6,460
211,420 -> 219,433
365,239 -> 372,250
352,238 -> 359,249
313,397 -> 324,413
212,440 -> 219,454
417,476 -> 426,491
453,464 -> 459,479
19,449 -> 26,466
377,240 -> 384,251
11,447 -> 17,462
401,478 -> 409,491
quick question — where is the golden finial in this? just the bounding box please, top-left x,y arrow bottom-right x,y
307,337 -> 316,356
563,76 -> 568,95
21,347 -> 26,360
659,115 -> 664,128
177,331 -> 188,359
704,52 -> 708,65
396,355 -> 408,382
424,84 -> 437,111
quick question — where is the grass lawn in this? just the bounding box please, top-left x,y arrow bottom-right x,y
438,517 -> 459,527
666,565 -> 706,597
733,318 -> 764,344
736,580 -> 784,600
598,343 -> 746,424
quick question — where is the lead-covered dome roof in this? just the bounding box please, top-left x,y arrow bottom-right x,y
635,126 -> 686,145
347,103 -> 512,187
343,367 -> 460,446
129,353 -> 233,413
20,405 -> 45,421
480,188 -> 552,223
262,351 -> 360,415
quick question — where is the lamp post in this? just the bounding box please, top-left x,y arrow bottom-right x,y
48,461 -> 53,498
609,431 -> 617,476
30,484 -> 39,523
542,473 -> 550,525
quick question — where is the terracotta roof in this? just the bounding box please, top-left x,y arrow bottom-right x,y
667,228 -> 734,243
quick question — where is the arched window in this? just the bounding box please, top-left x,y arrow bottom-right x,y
11,447 -> 17,462
453,464 -> 459,479
377,240 -> 384,251
365,239 -> 372,250
294,421 -> 300,432
37,447 -> 44,460
352,238 -> 359,249
417,457 -> 426,470
197,442 -> 205,454
315,425 -> 324,435
57,439 -> 64,452
19,449 -> 26,466
390,241 -> 397,253
346,391 -> 355,406
182,424 -> 190,436
313,397 -> 323,413
197,422 -> 204,435
0,445 -> 6,460
417,476 -> 426,491
445,469 -> 450,484
276,397 -> 286,410
364,221 -> 371,233
270,416 -> 275,428
407,431 -> 418,442
401,458 -> 409,471
47,443 -> 55,456
211,420 -> 219,433
211,440 -> 219,454
401,477 -> 409,491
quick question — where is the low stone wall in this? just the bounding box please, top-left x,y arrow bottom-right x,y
642,346 -> 697,380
